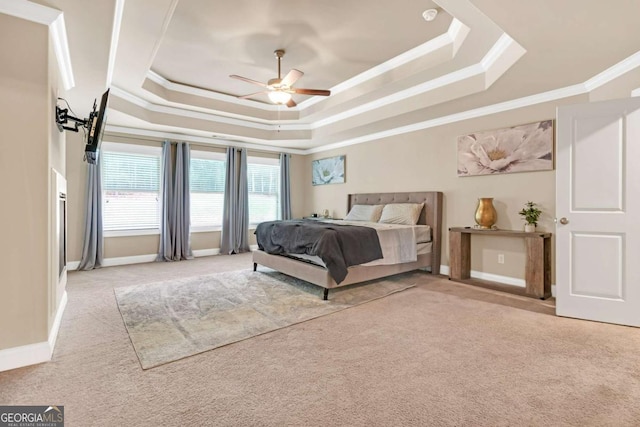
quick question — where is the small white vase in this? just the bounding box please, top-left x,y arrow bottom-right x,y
524,223 -> 536,232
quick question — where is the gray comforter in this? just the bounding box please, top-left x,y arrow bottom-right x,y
255,220 -> 383,284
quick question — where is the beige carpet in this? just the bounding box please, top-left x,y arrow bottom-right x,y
1,253 -> 640,426
115,269 -> 415,369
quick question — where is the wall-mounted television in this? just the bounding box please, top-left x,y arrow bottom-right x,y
84,89 -> 110,164
55,88 -> 110,164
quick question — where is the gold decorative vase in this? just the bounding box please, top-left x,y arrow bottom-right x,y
475,198 -> 497,229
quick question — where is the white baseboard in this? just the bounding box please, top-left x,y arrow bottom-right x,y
440,264 -> 557,297
102,254 -> 158,267
69,248 -> 231,271
48,291 -> 67,351
192,248 -> 220,257
439,265 -> 524,287
0,291 -> 68,373
0,341 -> 51,373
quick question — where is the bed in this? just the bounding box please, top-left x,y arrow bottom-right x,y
253,191 -> 443,299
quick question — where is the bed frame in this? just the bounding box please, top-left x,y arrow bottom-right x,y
253,191 -> 443,299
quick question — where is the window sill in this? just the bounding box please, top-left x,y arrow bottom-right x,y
104,229 -> 160,238
191,226 -> 222,233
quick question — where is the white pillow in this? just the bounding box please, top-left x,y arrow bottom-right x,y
378,203 -> 424,225
344,204 -> 384,222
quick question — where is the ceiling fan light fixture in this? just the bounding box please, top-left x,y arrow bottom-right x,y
268,90 -> 292,105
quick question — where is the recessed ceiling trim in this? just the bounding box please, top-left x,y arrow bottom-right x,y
448,17 -> 469,55
113,34 -> 524,140
132,31 -> 521,133
113,59 -> 634,155
110,86 -> 312,131
105,125 -> 308,155
50,14 -> 75,90
481,33 -> 518,70
146,70 -> 285,111
305,83 -> 588,154
298,19 -> 468,109
313,64 -> 484,128
144,0 -> 180,77
584,49 -> 640,91
312,33 -> 523,129
105,0 -> 125,88
0,0 -> 75,90
143,19 -> 464,114
0,0 -> 60,25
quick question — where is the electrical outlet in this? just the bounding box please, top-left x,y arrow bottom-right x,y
498,254 -> 505,264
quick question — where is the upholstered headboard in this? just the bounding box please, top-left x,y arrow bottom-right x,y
347,191 -> 443,274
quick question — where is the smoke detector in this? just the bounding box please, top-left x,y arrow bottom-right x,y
422,9 -> 438,21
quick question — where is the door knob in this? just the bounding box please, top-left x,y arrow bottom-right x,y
559,217 -> 569,225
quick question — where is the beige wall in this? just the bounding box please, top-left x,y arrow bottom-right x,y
0,15 -> 50,349
303,96 -> 593,283
303,68 -> 640,284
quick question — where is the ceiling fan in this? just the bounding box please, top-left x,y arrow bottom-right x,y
230,49 -> 331,108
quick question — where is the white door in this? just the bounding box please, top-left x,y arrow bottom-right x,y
556,97 -> 640,327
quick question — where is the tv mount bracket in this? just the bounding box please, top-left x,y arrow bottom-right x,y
55,99 -> 97,133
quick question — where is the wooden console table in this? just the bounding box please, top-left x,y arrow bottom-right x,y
449,227 -> 552,299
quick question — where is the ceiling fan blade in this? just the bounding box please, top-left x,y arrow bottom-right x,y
286,98 -> 297,108
238,91 -> 268,99
229,75 -> 268,88
281,69 -> 303,87
292,88 -> 331,96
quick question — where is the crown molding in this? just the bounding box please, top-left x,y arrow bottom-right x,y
119,12 -> 522,136
305,83 -> 587,154
116,31 -> 521,134
584,49 -> 640,91
145,70 -> 285,112
105,0 -> 125,88
105,125 -> 308,155
142,19 -> 465,114
110,86 -> 311,132
0,0 -> 75,90
313,33 -> 524,128
112,45 -> 640,155
298,19 -> 468,110
144,0 -> 180,76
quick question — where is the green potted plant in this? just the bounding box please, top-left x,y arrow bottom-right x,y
519,201 -> 542,232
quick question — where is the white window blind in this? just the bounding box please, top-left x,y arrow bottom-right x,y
248,156 -> 280,225
102,144 -> 161,232
190,151 -> 226,229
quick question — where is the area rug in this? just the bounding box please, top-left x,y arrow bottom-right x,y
114,269 -> 416,369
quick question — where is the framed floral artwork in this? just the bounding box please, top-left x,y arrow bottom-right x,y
457,120 -> 554,176
312,155 -> 345,185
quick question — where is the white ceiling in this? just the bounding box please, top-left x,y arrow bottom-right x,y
24,0 -> 640,153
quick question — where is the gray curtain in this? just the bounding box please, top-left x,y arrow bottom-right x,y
221,147 -> 249,254
78,160 -> 103,270
279,153 -> 292,220
157,141 -> 193,261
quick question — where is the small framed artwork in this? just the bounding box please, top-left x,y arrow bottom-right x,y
312,155 -> 345,186
457,120 -> 554,177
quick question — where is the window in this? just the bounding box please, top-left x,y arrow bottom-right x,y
190,151 -> 226,230
101,142 -> 161,233
248,156 -> 280,225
